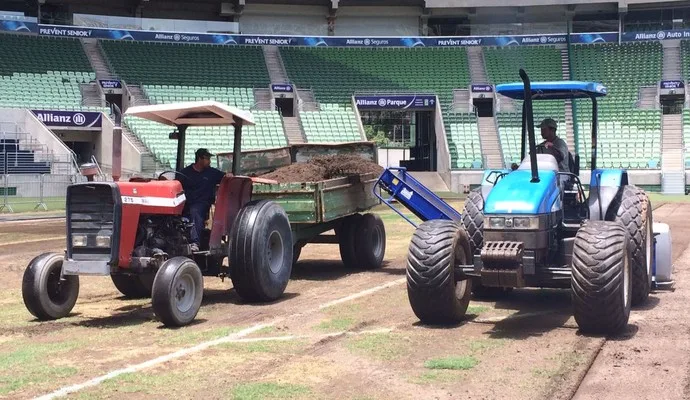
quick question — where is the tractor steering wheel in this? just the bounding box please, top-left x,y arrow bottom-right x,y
158,170 -> 190,181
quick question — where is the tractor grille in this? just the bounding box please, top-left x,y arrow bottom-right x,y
67,183 -> 119,261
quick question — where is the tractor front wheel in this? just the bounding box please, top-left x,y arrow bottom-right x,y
22,252 -> 79,320
407,220 -> 472,324
151,257 -> 203,327
571,221 -> 631,335
111,273 -> 154,299
229,200 -> 293,302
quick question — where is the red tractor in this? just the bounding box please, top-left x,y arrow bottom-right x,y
22,101 -> 294,327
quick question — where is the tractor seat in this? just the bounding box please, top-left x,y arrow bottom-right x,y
517,153 -> 559,172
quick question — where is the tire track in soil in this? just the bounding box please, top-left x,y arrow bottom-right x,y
565,203 -> 690,400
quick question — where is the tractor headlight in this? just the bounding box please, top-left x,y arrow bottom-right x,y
95,235 -> 111,248
72,235 -> 87,247
488,217 -> 505,229
513,217 -> 540,230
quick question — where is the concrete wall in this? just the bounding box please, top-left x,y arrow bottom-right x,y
378,148 -> 411,168
239,5 -> 328,35
335,7 -> 420,36
0,108 -> 76,174
434,98 -> 451,188
99,114 -> 141,174
448,169 -> 664,193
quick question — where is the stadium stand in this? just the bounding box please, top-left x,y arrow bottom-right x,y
300,104 -> 362,143
0,34 -> 98,110
100,40 -> 287,165
484,46 -> 565,166
280,47 -> 481,167
444,112 -> 483,168
571,42 -> 662,168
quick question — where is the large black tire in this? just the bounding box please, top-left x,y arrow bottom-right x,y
338,213 -> 362,268
606,185 -> 653,306
461,188 -> 484,253
111,273 -> 154,299
229,200 -> 293,302
407,220 -> 473,324
22,252 -> 79,320
353,213 -> 386,270
460,189 -> 511,298
151,257 -> 203,327
571,221 -> 632,335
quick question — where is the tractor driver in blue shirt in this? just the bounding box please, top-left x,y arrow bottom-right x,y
178,148 -> 231,252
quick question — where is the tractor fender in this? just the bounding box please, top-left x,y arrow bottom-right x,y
587,169 -> 629,220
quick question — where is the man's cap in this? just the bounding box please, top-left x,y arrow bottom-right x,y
538,118 -> 558,130
195,148 -> 214,159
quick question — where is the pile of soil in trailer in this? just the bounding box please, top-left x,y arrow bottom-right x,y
260,155 -> 383,183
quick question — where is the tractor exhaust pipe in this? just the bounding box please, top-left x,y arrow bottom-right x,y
519,69 -> 539,183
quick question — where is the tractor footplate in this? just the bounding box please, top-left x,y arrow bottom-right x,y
480,241 -> 524,269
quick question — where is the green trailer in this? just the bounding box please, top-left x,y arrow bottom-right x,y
216,142 -> 387,269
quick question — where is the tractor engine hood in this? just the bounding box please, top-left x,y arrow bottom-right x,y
483,170 -> 562,215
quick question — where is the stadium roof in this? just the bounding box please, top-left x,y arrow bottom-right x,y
124,101 -> 255,127
496,81 -> 608,100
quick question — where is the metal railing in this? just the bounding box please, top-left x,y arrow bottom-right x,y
0,173 -> 87,213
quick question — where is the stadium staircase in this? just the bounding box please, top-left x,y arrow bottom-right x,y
477,117 -> 504,169
452,89 -> 471,112
467,47 -> 488,83
662,40 -> 682,80
253,88 -> 273,110
262,46 -> 289,83
80,83 -> 102,107
127,85 -> 150,106
297,89 -> 319,111
637,87 -> 658,109
661,114 -> 685,193
283,116 -> 306,144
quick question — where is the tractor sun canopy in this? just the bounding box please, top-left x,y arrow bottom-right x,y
124,101 -> 255,174
124,100 -> 255,127
495,81 -> 608,100
496,78 -> 608,174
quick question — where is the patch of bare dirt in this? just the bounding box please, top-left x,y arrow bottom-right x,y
260,155 -> 383,183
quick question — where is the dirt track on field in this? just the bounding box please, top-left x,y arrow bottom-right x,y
1,204 -> 689,399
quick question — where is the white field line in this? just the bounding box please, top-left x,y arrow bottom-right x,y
35,277 -> 406,399
0,236 -> 64,247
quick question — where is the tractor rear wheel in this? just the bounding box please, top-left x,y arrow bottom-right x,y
22,252 -> 79,320
571,221 -> 631,335
152,257 -> 203,327
229,200 -> 293,302
606,185 -> 653,306
407,220 -> 472,324
111,273 -> 154,299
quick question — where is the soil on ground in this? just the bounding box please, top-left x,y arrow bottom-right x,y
260,155 -> 383,183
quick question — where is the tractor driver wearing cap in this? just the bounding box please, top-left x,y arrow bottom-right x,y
178,148 -> 231,252
538,117 -> 570,173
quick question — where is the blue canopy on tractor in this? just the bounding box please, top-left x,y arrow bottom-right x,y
495,81 -> 608,100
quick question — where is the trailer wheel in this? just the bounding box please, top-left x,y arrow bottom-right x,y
229,200 -> 293,302
22,252 -> 79,320
572,221 -> 631,335
606,185 -> 653,306
152,257 -> 203,327
292,243 -> 303,266
338,214 -> 362,268
407,220 -> 472,324
111,273 -> 154,299
354,213 -> 386,270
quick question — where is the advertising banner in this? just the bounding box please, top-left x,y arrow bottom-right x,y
31,110 -> 102,128
354,95 -> 437,110
36,24 -> 620,48
471,84 -> 493,92
271,84 -> 293,93
98,79 -> 122,89
660,80 -> 684,89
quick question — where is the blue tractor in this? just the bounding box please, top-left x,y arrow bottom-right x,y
384,69 -> 660,334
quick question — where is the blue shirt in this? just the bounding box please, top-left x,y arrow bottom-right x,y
178,164 -> 225,206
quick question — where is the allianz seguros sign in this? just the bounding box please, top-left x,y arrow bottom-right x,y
31,110 -> 102,128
